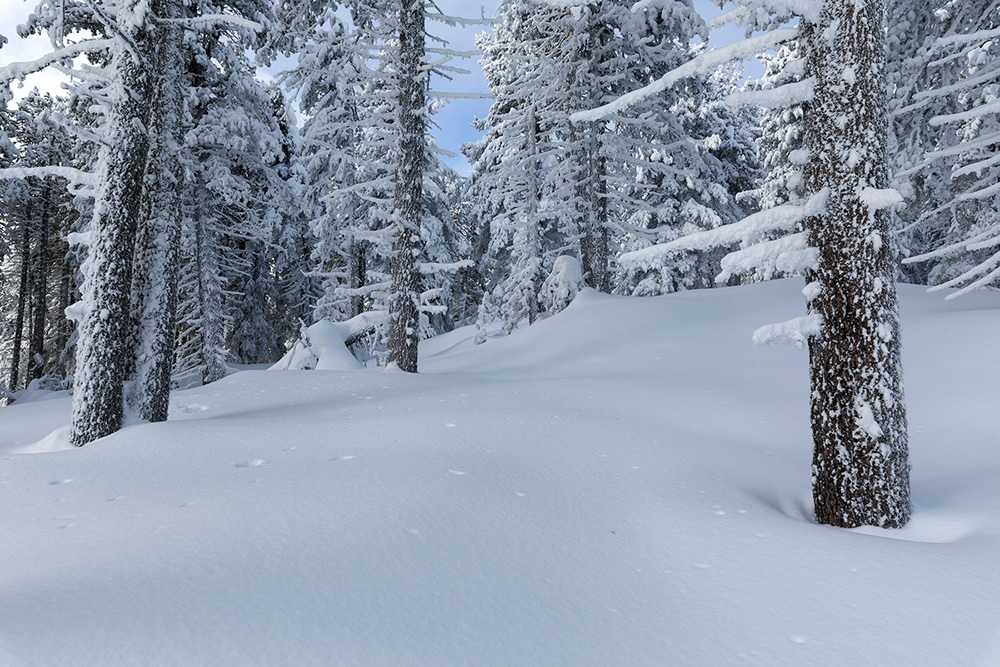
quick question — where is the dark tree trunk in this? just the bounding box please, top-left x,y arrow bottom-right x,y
70,30 -> 153,446
8,198 -> 32,391
387,0 -> 427,374
27,180 -> 51,383
129,0 -> 184,422
194,205 -> 228,384
803,1 -> 911,528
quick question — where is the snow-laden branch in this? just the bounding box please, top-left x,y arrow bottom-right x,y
0,39 -> 115,84
708,1 -> 819,28
927,249 -> 1000,300
726,77 -> 814,109
930,99 -> 1000,127
158,14 -> 265,32
858,187 -> 904,211
717,231 -> 818,283
571,28 -> 799,123
620,188 -> 827,263
0,165 -> 97,188
752,314 -> 823,349
418,259 -> 474,274
935,26 -> 1000,50
428,91 -> 492,100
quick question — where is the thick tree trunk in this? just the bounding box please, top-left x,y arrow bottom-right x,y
129,0 -> 184,422
387,0 -> 427,374
803,1 -> 911,528
71,34 -> 152,446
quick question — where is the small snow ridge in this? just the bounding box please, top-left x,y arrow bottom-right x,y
12,426 -> 73,454
234,459 -> 266,468
851,512 -> 981,544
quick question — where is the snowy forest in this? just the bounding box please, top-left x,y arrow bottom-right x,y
2,0 -> 1000,520
3,0 -> 1000,663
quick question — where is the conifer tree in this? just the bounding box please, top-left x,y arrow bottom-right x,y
581,0 -> 910,528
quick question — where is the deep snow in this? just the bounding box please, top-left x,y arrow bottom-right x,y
2,279 -> 999,666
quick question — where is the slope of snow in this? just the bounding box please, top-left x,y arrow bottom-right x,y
2,280 -> 1000,666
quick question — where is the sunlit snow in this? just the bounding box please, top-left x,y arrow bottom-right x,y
2,280 -> 1000,666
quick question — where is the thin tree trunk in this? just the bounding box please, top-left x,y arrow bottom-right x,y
8,198 -> 32,391
804,1 -> 910,528
194,206 -> 229,384
387,0 -> 427,374
27,180 -> 51,383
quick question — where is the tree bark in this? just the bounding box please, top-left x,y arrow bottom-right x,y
803,1 -> 911,528
129,0 -> 184,422
70,30 -> 152,446
8,196 -> 32,391
27,179 -> 51,383
387,0 -> 427,374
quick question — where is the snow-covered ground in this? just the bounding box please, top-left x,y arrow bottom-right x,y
2,279 -> 999,666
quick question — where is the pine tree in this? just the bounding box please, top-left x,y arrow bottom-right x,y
901,2 -> 1000,294
582,0 -> 910,528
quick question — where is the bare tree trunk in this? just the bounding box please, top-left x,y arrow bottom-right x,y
387,0 -> 427,374
804,1 -> 910,528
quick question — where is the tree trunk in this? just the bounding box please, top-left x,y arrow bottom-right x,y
70,32 -> 152,446
803,1 -> 911,528
194,206 -> 229,384
387,0 -> 427,374
129,0 -> 184,422
8,197 -> 32,391
27,180 -> 51,383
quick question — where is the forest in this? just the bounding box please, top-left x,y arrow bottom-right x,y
2,1 -> 1000,663
1,0 -> 999,524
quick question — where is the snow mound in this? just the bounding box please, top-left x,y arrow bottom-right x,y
270,320 -> 363,371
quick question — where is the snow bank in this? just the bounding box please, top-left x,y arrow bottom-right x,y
3,280 -> 1000,666
270,320 -> 363,371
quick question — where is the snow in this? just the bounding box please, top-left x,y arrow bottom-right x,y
3,280 -> 1000,665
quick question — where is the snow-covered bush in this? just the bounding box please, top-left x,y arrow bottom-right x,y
539,255 -> 585,315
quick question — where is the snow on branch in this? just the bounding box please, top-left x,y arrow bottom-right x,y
0,39 -> 115,85
727,78 -> 814,109
159,14 -> 266,32
428,91 -> 492,100
418,259 -> 474,274
620,188 -> 827,266
934,26 -> 1000,50
718,231 -> 818,283
927,249 -> 1000,300
752,314 -> 823,349
858,187 -> 904,211
0,165 -> 97,188
571,28 -> 798,123
708,1 -> 819,28
930,99 -> 1000,127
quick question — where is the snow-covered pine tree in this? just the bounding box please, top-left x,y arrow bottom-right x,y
66,0 -> 156,445
471,0 -> 565,338
578,0 -> 911,528
278,0 -> 479,370
173,0 -> 285,377
901,1 -> 1000,295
